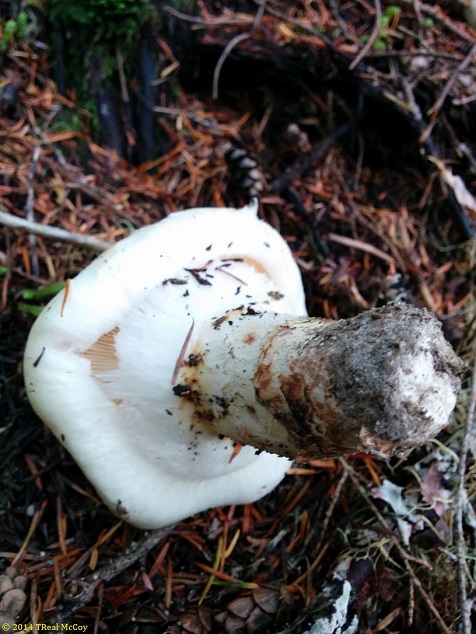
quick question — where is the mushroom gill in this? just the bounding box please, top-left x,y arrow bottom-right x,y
82,327 -> 120,376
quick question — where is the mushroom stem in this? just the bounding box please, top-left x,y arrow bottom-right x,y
177,303 -> 465,461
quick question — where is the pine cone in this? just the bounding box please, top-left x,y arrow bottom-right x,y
376,274 -> 411,306
225,145 -> 265,201
164,605 -> 213,634
165,588 -> 282,634
0,566 -> 27,627
214,587 -> 281,634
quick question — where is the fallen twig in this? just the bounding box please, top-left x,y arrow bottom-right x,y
25,146 -> 41,277
164,4 -> 251,28
455,355 -> 476,634
399,78 -> 475,241
212,1 -> 266,99
349,0 -> 382,70
421,44 -> 476,142
212,32 -> 250,100
397,0 -> 476,45
328,232 -> 395,265
51,525 -> 174,624
0,207 -> 111,252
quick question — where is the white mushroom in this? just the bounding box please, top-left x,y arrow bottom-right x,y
23,201 -> 464,528
462,0 -> 476,28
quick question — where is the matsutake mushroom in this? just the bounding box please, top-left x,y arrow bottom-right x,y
23,201 -> 464,528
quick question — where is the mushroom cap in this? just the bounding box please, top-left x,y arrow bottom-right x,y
24,202 -> 306,528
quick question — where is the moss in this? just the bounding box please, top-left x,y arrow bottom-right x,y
45,0 -> 158,115
47,0 -> 155,43
0,11 -> 29,53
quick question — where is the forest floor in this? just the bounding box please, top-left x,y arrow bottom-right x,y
1,2 -> 475,633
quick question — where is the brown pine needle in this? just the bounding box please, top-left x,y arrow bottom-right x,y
165,557 -> 173,608
60,278 -> 71,317
286,542 -> 330,589
229,441 -> 243,463
172,319 -> 194,384
328,233 -> 395,265
12,500 -> 48,567
197,562 -> 259,588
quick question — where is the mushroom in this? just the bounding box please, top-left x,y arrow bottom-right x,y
24,201 -> 464,528
463,0 -> 476,28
